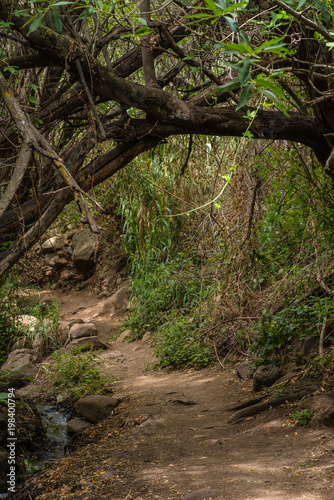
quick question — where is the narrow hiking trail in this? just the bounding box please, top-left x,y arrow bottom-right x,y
15,289 -> 334,500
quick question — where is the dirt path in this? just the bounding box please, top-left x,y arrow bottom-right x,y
16,290 -> 334,500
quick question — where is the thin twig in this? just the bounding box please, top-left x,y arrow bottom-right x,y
240,180 -> 261,247
180,134 -> 193,175
183,317 -> 260,349
75,59 -> 106,139
319,316 -> 327,359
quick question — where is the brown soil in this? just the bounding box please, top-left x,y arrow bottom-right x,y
13,289 -> 334,500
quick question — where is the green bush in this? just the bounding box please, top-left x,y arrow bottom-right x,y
124,255 -> 214,337
151,317 -> 214,369
241,293 -> 334,365
49,348 -> 112,401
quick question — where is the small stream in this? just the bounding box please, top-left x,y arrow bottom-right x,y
24,404 -> 69,476
0,405 -> 69,499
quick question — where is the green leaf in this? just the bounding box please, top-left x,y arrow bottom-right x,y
27,13 -> 45,35
238,58 -> 251,85
135,26 -> 151,36
261,89 -> 289,116
80,6 -> 96,19
296,0 -> 308,9
255,77 -> 285,99
53,1 -> 73,5
223,1 -> 249,15
51,9 -> 62,33
216,78 -> 241,93
224,15 -> 239,33
236,84 -> 253,110
204,0 -> 223,16
4,66 -> 19,74
138,17 -> 148,26
220,42 -> 253,55
314,0 -> 332,25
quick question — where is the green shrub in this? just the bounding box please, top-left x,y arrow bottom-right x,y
49,348 -> 112,401
124,254 -> 214,337
242,292 -> 334,365
151,317 -> 214,369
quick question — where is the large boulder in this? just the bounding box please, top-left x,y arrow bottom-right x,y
75,395 -> 120,424
69,323 -> 98,340
71,229 -> 99,273
253,365 -> 281,392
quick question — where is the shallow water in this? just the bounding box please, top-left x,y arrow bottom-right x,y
23,404 -> 69,475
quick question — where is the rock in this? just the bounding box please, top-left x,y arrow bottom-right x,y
68,318 -> 85,330
183,489 -> 220,500
58,321 -> 70,345
102,284 -> 131,319
99,350 -> 124,360
71,229 -> 99,273
65,229 -> 77,241
0,446 -> 9,472
310,406 -> 334,429
75,395 -> 120,424
42,236 -> 64,253
293,335 -> 317,356
1,348 -> 41,369
32,332 -> 45,352
16,315 -> 40,334
67,418 -> 91,436
0,349 -> 41,388
116,329 -> 133,343
45,254 -> 68,270
141,332 -> 152,343
237,362 -> 254,379
280,353 -> 301,376
38,292 -> 55,312
66,336 -> 107,352
253,365 -> 281,392
11,337 -> 31,350
69,323 -> 98,340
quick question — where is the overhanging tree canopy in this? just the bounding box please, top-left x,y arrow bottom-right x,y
0,0 -> 333,276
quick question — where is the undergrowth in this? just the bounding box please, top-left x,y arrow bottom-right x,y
49,348 -> 112,401
0,273 -> 59,364
99,137 -> 334,370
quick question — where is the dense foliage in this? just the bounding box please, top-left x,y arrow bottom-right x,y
1,1 -> 334,369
